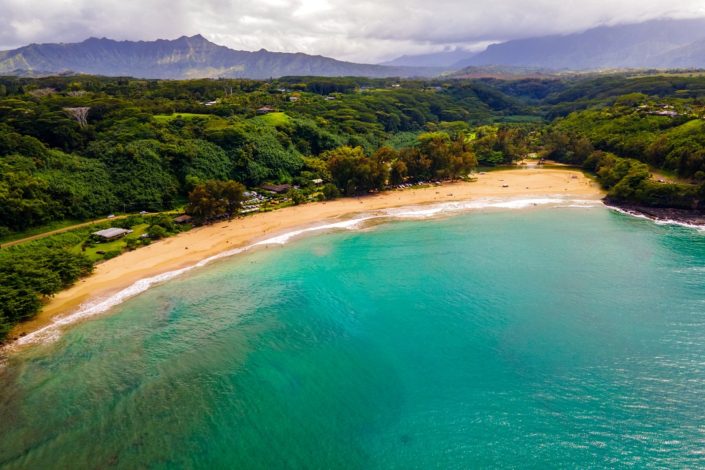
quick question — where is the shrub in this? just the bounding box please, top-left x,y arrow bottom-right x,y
103,250 -> 122,260
322,183 -> 340,200
147,225 -> 168,240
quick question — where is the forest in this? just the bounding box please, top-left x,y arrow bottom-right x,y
2,73 -> 705,339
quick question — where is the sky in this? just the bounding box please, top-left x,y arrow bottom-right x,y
1,0 -> 705,63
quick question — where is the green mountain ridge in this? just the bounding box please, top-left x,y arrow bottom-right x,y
0,35 -> 441,79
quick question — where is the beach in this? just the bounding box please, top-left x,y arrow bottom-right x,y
10,167 -> 603,341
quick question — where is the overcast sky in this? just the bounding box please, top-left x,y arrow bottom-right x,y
1,0 -> 705,63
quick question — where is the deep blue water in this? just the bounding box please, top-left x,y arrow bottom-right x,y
2,206 -> 705,468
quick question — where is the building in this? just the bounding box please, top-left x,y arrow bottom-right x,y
256,106 -> 275,115
648,110 -> 679,117
92,228 -> 133,241
311,178 -> 323,185
289,96 -> 300,102
261,183 -> 292,194
173,215 -> 193,224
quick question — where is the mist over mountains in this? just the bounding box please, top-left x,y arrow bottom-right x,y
381,49 -> 476,68
3,18 -> 705,79
460,18 -> 705,70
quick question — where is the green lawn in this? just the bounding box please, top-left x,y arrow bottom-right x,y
153,113 -> 214,123
70,224 -> 150,262
253,112 -> 290,126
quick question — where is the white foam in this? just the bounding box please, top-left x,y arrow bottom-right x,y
607,205 -> 705,232
252,217 -> 374,245
9,217 -> 374,349
383,197 -> 599,219
4,196 -> 602,350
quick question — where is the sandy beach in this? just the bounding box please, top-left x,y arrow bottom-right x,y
11,167 -> 603,340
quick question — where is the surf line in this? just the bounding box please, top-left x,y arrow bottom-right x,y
7,197 -> 600,349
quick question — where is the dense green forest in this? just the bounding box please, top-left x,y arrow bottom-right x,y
0,75 -> 536,235
2,73 -> 705,340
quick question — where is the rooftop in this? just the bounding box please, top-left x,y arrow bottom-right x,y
93,228 -> 133,239
173,215 -> 193,223
261,183 -> 292,194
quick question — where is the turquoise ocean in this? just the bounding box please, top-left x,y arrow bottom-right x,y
2,201 -> 705,468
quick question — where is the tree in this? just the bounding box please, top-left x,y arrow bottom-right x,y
389,160 -> 408,185
399,147 -> 431,181
186,180 -> 245,223
63,107 -> 90,128
147,225 -> 168,240
167,139 -> 233,184
371,146 -> 398,164
400,132 -> 476,181
288,188 -> 306,205
325,146 -> 388,195
220,180 -> 246,217
322,183 -> 340,200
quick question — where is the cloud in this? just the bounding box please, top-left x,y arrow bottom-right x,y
1,0 -> 704,62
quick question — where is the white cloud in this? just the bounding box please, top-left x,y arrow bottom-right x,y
0,0 -> 704,62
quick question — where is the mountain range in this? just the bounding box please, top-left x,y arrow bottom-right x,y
0,35 -> 439,79
392,18 -> 705,71
462,18 -> 705,70
3,17 -> 705,79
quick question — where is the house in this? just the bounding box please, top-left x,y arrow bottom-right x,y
261,183 -> 292,194
324,96 -> 336,101
173,214 -> 193,224
649,110 -> 679,117
289,96 -> 300,102
257,106 -> 276,114
311,178 -> 323,185
204,100 -> 218,107
92,228 -> 133,241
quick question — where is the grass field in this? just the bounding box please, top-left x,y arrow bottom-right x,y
252,112 -> 290,126
153,113 -> 214,123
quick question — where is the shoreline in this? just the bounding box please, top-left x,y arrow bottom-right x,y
7,167 -> 603,348
604,199 -> 705,228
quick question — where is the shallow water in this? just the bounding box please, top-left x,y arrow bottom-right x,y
2,206 -> 705,468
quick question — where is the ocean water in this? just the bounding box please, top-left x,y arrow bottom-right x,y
2,204 -> 705,468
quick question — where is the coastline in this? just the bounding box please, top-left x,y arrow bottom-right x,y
8,167 -> 603,346
604,199 -> 705,228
